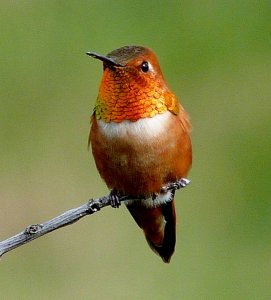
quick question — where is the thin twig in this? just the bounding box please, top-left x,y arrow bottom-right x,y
0,178 -> 190,258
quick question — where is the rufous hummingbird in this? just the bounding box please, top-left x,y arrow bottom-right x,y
87,46 -> 192,263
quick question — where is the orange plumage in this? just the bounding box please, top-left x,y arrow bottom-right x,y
87,46 -> 192,263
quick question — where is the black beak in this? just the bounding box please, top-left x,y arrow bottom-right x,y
86,52 -> 123,67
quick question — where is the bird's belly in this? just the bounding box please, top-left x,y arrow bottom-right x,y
90,111 -> 191,196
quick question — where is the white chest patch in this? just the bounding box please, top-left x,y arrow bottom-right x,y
97,111 -> 171,140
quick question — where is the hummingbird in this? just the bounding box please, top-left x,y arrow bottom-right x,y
87,46 -> 192,263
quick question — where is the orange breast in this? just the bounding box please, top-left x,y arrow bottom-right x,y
89,111 -> 192,197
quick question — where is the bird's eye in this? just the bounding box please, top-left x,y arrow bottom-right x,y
140,61 -> 149,72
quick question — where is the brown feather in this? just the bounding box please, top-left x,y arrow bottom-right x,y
90,110 -> 191,197
90,110 -> 191,262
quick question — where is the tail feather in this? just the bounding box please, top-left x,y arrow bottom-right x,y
126,197 -> 176,263
147,200 -> 176,263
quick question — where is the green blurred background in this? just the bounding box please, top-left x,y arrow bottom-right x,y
1,1 -> 270,299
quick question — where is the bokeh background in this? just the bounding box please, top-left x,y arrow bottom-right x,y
1,1 -> 270,299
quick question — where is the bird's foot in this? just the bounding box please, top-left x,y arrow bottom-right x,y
172,178 -> 191,190
161,178 -> 191,193
109,190 -> 122,208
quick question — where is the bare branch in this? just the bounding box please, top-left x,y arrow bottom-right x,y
0,178 -> 190,258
